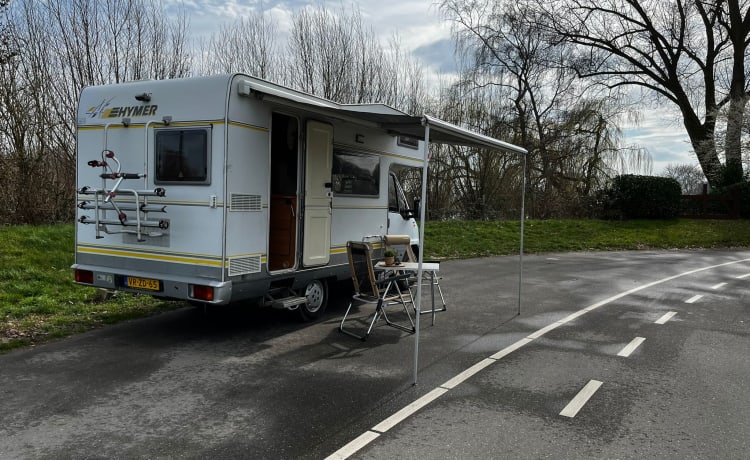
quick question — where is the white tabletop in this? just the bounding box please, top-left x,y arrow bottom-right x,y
375,261 -> 440,272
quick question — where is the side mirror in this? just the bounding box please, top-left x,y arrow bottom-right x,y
412,197 -> 421,220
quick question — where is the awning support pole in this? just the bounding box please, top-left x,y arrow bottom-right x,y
518,152 -> 526,316
413,122 -> 430,386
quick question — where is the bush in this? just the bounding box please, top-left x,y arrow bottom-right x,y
602,175 -> 682,219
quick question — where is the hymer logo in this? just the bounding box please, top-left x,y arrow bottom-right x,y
86,98 -> 158,118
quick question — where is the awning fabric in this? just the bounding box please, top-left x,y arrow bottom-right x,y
237,77 -> 527,155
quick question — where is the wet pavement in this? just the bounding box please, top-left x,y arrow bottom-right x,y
1,249 -> 749,459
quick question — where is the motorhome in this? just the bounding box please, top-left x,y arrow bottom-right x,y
72,74 -> 425,320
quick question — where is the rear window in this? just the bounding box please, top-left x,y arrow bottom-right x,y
155,127 -> 211,184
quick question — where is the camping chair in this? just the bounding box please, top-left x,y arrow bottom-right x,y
339,241 -> 416,341
383,234 -> 446,314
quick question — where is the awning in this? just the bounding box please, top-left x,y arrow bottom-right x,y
236,76 -> 528,155
238,74 -> 527,385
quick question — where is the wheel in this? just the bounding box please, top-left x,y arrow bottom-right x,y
299,279 -> 328,321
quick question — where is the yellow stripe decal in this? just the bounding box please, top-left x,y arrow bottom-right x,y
228,121 -> 269,132
78,246 -> 222,267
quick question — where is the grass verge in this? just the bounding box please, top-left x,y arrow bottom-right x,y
0,224 -> 183,353
1,220 -> 748,352
424,219 -> 750,259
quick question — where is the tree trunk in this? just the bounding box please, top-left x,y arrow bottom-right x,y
724,92 -> 748,183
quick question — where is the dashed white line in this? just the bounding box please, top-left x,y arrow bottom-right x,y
328,257 -> 750,458
737,273 -> 750,279
711,282 -> 727,290
685,294 -> 703,304
655,311 -> 677,324
560,380 -> 603,418
617,337 -> 646,357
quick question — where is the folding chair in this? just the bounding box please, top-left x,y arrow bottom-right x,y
383,234 -> 446,314
339,241 -> 416,341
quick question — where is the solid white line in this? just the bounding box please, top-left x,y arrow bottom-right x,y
440,359 -> 496,390
685,294 -> 703,304
711,282 -> 727,290
490,338 -> 534,360
527,320 -> 566,339
371,387 -> 448,433
655,311 -> 677,324
617,337 -> 646,357
324,431 -> 380,460
328,256 -> 750,459
737,273 -> 750,279
560,380 -> 603,418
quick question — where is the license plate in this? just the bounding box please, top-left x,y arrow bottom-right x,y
126,276 -> 161,291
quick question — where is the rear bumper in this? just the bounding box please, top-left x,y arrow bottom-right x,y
71,263 -> 232,305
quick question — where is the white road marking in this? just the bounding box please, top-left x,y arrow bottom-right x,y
560,380 -> 603,418
655,311 -> 677,324
617,337 -> 646,357
325,431 -> 380,460
371,387 -> 448,433
490,338 -> 534,360
527,320 -> 566,339
440,358 -> 496,389
711,282 -> 727,290
328,257 -> 750,459
685,294 -> 703,304
737,273 -> 750,279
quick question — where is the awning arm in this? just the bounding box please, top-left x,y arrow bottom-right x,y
421,114 -> 527,155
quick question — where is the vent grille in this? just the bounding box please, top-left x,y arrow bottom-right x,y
229,256 -> 262,276
230,194 -> 261,211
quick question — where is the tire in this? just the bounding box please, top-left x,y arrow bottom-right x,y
299,278 -> 328,321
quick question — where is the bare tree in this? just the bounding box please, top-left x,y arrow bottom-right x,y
537,0 -> 750,186
663,163 -> 707,193
284,6 -> 427,111
439,0 -> 645,217
196,11 -> 280,80
0,0 -> 15,64
0,0 -> 191,224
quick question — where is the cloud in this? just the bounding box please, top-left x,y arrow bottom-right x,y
412,38 -> 463,74
622,107 -> 695,174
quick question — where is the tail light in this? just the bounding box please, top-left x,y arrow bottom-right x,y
75,269 -> 94,284
190,284 -> 214,302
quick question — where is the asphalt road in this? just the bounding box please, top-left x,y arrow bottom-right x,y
1,249 -> 748,459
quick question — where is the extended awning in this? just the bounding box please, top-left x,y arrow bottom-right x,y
236,76 -> 527,155
238,74 -> 527,384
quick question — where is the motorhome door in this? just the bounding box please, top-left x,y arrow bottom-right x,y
302,120 -> 333,267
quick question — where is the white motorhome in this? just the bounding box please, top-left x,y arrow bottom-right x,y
72,74 -> 425,320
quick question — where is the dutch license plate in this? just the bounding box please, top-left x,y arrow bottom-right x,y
126,276 -> 161,291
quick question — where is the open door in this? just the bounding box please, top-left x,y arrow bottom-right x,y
268,113 -> 299,271
302,120 -> 333,267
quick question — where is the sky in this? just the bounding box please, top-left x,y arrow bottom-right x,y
164,0 -> 695,175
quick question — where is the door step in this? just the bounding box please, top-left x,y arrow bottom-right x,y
267,296 -> 307,310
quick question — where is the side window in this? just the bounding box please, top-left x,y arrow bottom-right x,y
332,149 -> 379,196
155,127 -> 210,184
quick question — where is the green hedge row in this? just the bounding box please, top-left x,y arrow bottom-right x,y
602,175 -> 682,219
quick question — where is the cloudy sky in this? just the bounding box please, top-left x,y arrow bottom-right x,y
164,0 -> 694,174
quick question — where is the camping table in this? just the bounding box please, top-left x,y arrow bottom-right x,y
375,261 -> 442,325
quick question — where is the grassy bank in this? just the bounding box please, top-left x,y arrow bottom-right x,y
2,220 -> 749,352
424,219 -> 750,259
0,225 -> 181,352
